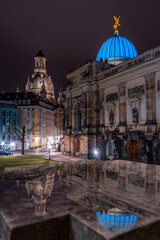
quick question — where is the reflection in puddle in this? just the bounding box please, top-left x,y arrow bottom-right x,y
96,208 -> 138,234
26,172 -> 55,216
1,160 -> 160,239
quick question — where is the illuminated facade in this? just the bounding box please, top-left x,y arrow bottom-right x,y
0,92 -> 56,149
0,100 -> 21,150
63,18 -> 160,163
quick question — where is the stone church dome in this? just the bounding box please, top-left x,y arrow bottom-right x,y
96,17 -> 138,65
26,48 -> 55,103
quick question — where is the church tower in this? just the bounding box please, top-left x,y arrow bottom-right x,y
26,48 -> 55,104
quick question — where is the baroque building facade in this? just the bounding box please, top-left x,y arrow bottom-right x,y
63,18 -> 160,164
0,92 -> 56,149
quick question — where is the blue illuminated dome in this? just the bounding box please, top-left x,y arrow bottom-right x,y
96,34 -> 138,65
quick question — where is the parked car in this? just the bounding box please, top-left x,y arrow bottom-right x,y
0,151 -> 11,156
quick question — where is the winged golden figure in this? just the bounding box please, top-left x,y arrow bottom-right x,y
113,16 -> 120,35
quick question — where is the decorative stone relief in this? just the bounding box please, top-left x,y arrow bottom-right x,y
106,92 -> 118,102
106,170 -> 118,180
132,107 -> 139,123
128,172 -> 145,188
109,110 -> 114,125
128,85 -> 145,99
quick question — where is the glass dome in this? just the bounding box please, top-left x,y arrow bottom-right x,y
96,34 -> 138,64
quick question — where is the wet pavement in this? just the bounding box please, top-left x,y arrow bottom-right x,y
1,160 -> 160,240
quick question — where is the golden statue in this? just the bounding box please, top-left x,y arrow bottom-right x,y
113,16 -> 120,35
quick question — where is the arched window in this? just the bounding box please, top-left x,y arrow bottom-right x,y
132,107 -> 139,123
106,140 -> 115,157
129,141 -> 143,162
109,110 -> 114,125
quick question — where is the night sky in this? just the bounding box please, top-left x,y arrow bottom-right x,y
0,0 -> 160,97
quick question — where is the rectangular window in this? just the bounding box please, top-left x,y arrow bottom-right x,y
13,111 -> 16,117
1,126 -> 5,133
1,135 -> 5,141
2,118 -> 5,125
2,110 -> 6,116
7,135 -> 10,141
8,118 -> 11,124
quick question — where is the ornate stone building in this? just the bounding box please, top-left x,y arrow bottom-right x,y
26,48 -> 55,104
63,18 -> 160,164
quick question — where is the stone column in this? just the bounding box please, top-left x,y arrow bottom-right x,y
118,82 -> 126,133
86,92 -> 91,126
68,98 -> 72,128
145,72 -> 156,133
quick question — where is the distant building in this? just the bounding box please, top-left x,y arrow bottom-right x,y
63,17 -> 160,164
0,92 -> 56,149
26,48 -> 55,104
0,100 -> 21,150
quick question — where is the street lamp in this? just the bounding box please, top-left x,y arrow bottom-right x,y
1,141 -> 5,151
94,149 -> 99,160
48,144 -> 51,160
11,142 -> 15,156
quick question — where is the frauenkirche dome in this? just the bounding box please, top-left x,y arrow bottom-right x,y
26,48 -> 55,104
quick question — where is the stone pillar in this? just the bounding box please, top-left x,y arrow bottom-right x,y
118,82 -> 126,133
86,92 -> 91,126
145,72 -> 156,133
81,93 -> 87,127
68,98 -> 72,128
99,89 -> 105,126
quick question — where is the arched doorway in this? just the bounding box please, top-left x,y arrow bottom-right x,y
129,141 -> 143,162
106,140 -> 115,158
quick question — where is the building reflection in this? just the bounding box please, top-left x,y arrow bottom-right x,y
12,159 -> 160,232
26,172 -> 55,216
61,160 -> 160,233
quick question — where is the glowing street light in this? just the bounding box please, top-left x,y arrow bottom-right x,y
11,142 -> 15,156
94,149 -> 99,160
48,144 -> 51,160
94,150 -> 98,156
1,142 -> 5,151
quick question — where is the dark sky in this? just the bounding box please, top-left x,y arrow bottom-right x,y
0,0 -> 160,97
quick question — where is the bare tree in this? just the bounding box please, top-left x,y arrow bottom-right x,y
11,122 -> 38,155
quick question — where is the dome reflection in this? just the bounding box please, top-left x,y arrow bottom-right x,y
96,208 -> 138,234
